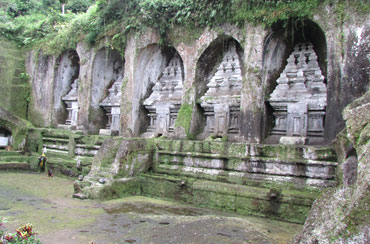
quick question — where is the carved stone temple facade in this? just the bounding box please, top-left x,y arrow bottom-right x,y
143,54 -> 183,137
99,74 -> 123,135
268,42 -> 327,145
200,41 -> 242,140
25,17 -> 369,145
60,79 -> 79,129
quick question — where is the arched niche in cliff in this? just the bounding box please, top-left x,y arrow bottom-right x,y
53,49 -> 80,127
0,127 -> 12,148
194,36 -> 244,141
262,19 -> 327,145
133,44 -> 184,137
90,48 -> 124,135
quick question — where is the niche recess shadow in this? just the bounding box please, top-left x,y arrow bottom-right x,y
89,48 -> 124,134
133,44 -> 183,136
53,49 -> 80,126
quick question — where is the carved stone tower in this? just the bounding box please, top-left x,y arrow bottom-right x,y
199,41 -> 242,140
60,79 -> 79,128
99,74 -> 123,135
268,42 -> 327,144
143,54 -> 183,137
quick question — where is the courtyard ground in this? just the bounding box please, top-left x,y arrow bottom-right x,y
0,172 -> 302,244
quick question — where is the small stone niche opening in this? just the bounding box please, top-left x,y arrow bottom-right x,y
89,48 -> 124,135
134,44 -> 183,137
0,127 -> 12,148
195,37 -> 244,141
263,19 -> 327,145
54,49 -> 80,129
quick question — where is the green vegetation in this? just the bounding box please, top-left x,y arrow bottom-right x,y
174,103 -> 193,138
1,0 -> 369,56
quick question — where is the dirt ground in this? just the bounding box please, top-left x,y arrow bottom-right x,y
0,172 -> 302,244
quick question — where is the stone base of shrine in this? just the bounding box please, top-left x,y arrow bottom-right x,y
99,129 -> 119,136
280,136 -> 308,145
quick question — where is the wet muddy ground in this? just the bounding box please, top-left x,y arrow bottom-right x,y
0,172 -> 302,244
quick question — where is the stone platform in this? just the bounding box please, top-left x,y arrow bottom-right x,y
74,138 -> 338,224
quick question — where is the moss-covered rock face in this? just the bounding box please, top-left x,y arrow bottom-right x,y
0,39 -> 30,119
294,91 -> 370,243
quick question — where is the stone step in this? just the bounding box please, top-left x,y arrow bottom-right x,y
157,152 -> 337,181
40,127 -> 80,135
0,155 -> 38,164
0,161 -> 31,171
154,140 -> 337,161
75,144 -> 99,157
46,150 -> 72,160
155,165 -> 337,189
43,136 -> 69,143
0,150 -> 23,156
158,150 -> 338,164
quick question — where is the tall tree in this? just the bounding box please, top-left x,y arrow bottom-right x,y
60,0 -> 67,14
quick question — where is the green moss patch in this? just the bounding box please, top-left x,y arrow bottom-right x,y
175,103 -> 193,139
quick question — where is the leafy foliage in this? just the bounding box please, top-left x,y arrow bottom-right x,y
0,218 -> 41,244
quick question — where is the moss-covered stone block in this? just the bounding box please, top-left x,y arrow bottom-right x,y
235,197 -> 267,218
171,140 -> 182,152
202,141 -> 211,153
105,178 -> 143,199
209,141 -> 227,154
260,145 -> 301,160
139,175 -> 183,200
194,141 -> 203,153
226,158 -> 244,171
229,143 -> 247,157
192,190 -> 236,212
182,140 -> 194,152
155,139 -> 172,151
305,146 -> 337,161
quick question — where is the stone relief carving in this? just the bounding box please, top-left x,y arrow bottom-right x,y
200,41 -> 242,139
99,61 -> 123,135
143,54 -> 183,137
268,42 -> 327,144
61,79 -> 79,127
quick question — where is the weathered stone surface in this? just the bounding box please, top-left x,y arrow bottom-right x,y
268,42 -> 327,144
53,50 -> 80,126
199,40 -> 242,140
342,155 -> 358,186
74,138 -> 152,199
0,40 -> 29,119
143,53 -> 183,137
25,50 -> 55,126
60,79 -> 79,127
88,48 -> 124,134
99,74 -> 123,134
293,90 -> 370,244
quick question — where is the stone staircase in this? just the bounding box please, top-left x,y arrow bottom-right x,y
40,128 -> 105,177
0,150 -> 38,171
